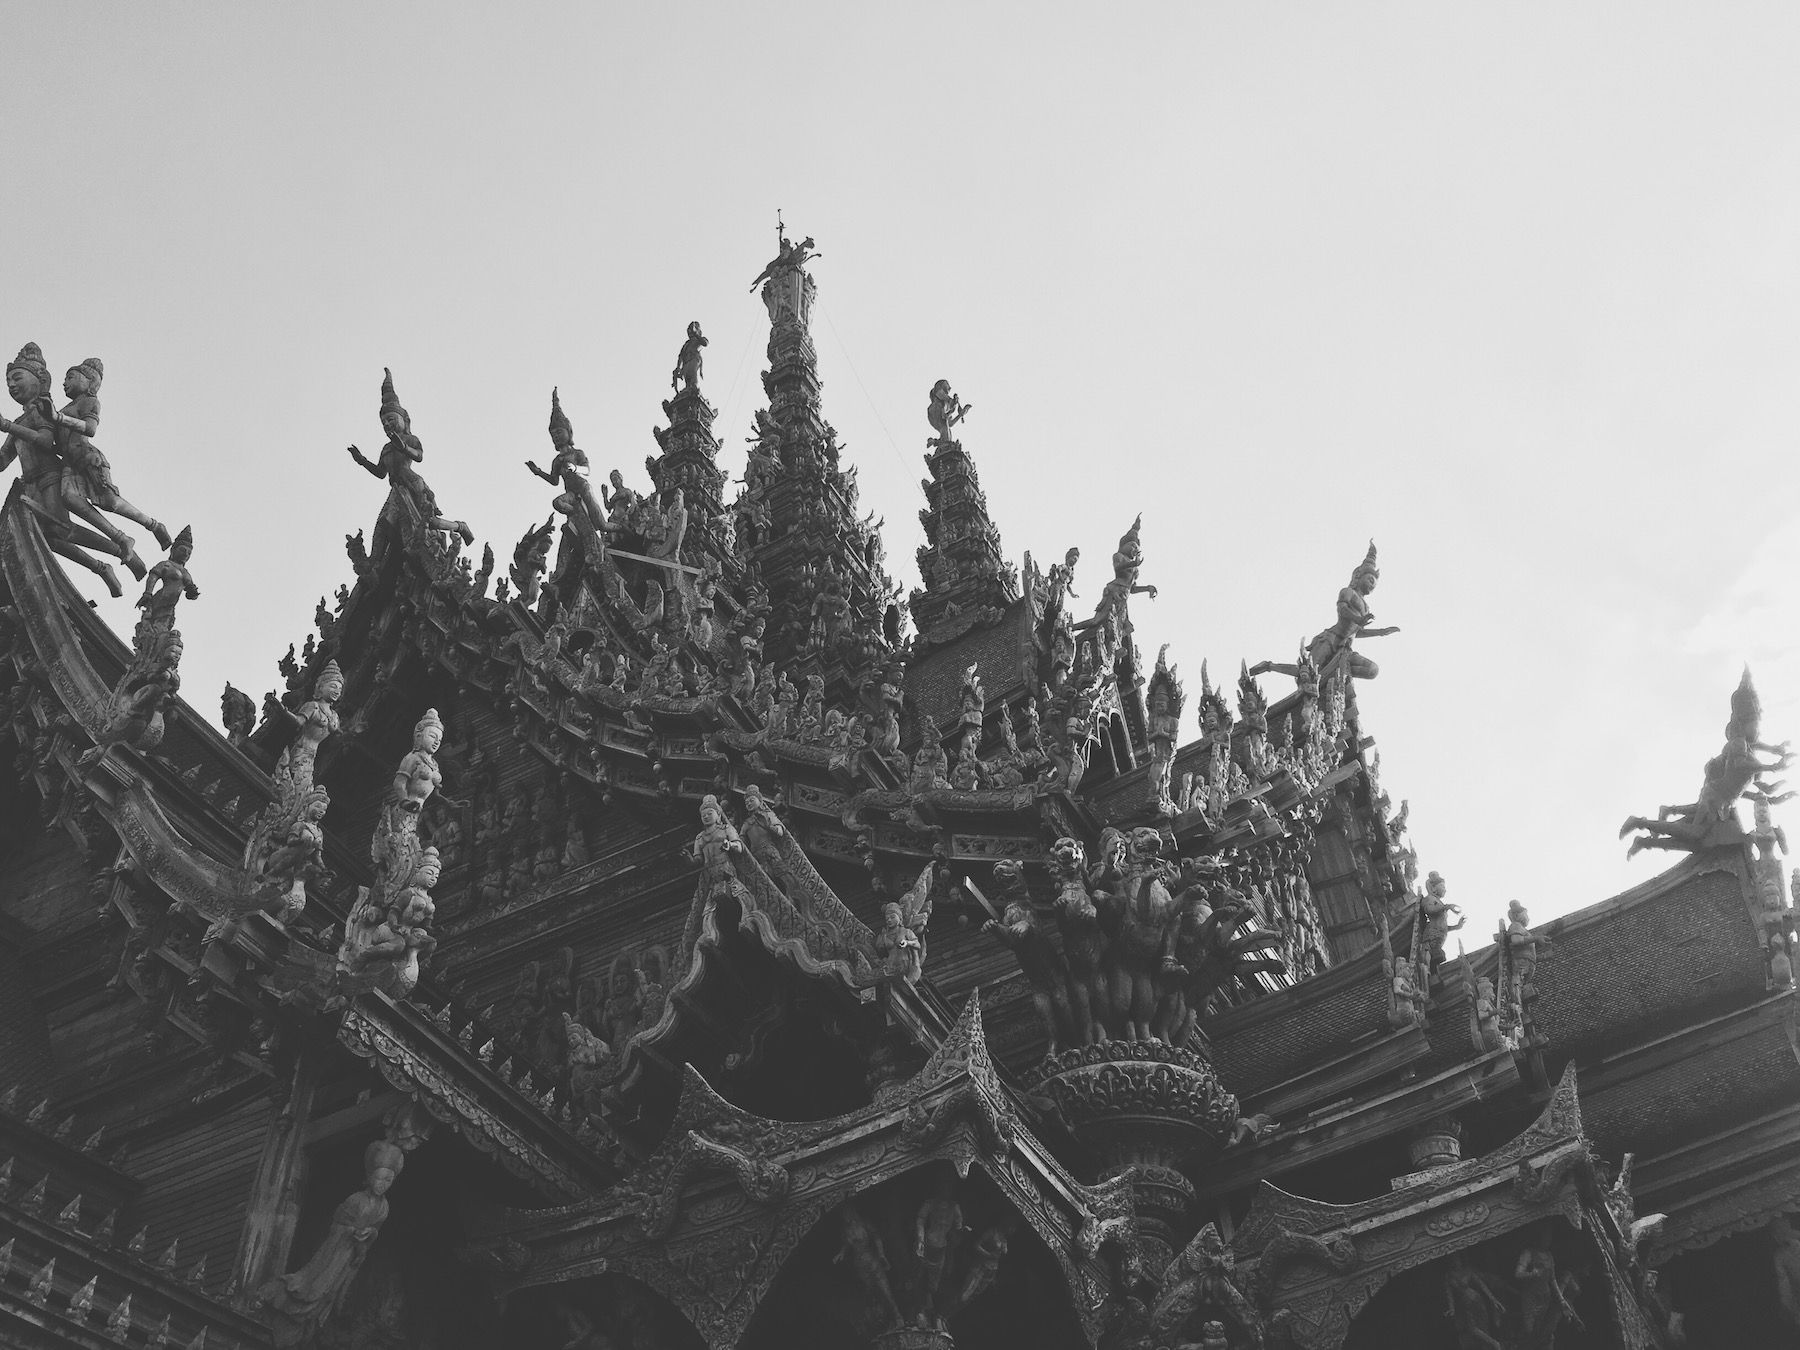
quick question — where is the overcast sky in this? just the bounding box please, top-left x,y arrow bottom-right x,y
4,4 -> 1798,943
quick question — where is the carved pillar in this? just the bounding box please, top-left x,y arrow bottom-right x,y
232,1034 -> 323,1307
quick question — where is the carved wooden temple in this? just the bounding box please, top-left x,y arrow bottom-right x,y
1,231 -> 1797,1349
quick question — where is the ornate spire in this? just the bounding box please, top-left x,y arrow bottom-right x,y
731,224 -> 895,669
909,380 -> 1018,646
649,322 -> 726,547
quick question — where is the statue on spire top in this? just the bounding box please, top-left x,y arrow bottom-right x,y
749,218 -> 819,323
926,380 -> 972,449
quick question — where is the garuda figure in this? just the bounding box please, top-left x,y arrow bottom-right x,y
988,835 -> 1284,1052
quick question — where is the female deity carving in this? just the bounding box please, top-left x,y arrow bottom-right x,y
0,344 -> 134,595
393,708 -> 444,814
258,1139 -> 407,1346
46,358 -> 170,576
345,369 -> 474,545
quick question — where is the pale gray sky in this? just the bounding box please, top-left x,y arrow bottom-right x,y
5,4 -> 1798,942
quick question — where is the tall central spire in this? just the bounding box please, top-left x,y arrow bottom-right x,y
731,225 -> 895,670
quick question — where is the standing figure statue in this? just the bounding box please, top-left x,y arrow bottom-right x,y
1419,871 -> 1464,970
257,1138 -> 406,1347
136,526 -> 199,635
875,863 -> 936,985
671,322 -> 707,395
0,343 -> 138,596
346,369 -> 475,545
926,380 -> 972,448
526,388 -> 606,537
689,794 -> 743,882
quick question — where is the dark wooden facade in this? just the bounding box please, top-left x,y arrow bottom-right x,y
0,246 -> 1795,1349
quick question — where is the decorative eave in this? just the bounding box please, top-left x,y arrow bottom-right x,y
462,992 -> 1118,1350
1191,1045 -> 1520,1205
1234,1064 -> 1655,1350
338,993 -> 611,1201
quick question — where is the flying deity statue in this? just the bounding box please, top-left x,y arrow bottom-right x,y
1621,669 -> 1791,857
1251,540 -> 1396,683
42,356 -> 171,576
0,343 -> 156,596
346,368 -> 475,545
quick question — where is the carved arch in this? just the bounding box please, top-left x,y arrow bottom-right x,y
736,1158 -> 1094,1350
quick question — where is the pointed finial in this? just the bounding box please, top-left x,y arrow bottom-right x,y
126,1226 -> 150,1256
56,1193 -> 82,1229
186,1328 -> 209,1350
54,1112 -> 76,1140
26,1256 -> 54,1306
148,1313 -> 173,1348
548,386 -> 573,443
21,1173 -> 47,1214
155,1238 -> 179,1271
80,1124 -> 106,1153
94,1208 -> 116,1245
26,1096 -> 51,1125
68,1274 -> 97,1321
183,1254 -> 207,1287
0,1085 -> 20,1113
106,1292 -> 134,1340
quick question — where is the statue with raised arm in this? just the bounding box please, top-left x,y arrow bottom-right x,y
1251,540 -> 1396,684
1080,516 -> 1157,635
670,322 -> 707,395
983,859 -> 1073,1048
526,387 -> 606,536
926,379 -> 972,448
1419,871 -> 1464,970
750,222 -> 819,321
1623,669 -> 1792,856
0,343 -> 132,596
345,368 -> 474,545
